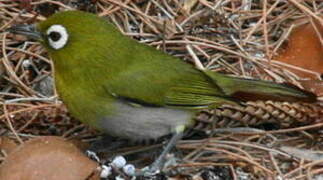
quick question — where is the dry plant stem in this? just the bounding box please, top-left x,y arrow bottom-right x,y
270,60 -> 322,78
3,96 -> 57,104
1,33 -> 37,95
31,0 -> 74,10
310,18 -> 323,46
151,39 -> 266,66
208,143 -> 254,160
244,0 -> 281,42
3,104 -> 23,144
0,10 -> 21,30
266,123 -> 323,135
229,164 -> 238,180
98,0 -> 132,16
284,159 -> 323,179
171,162 -> 238,179
295,168 -> 323,180
16,112 -> 38,133
5,47 -> 51,64
272,25 -> 294,58
288,0 -> 323,24
173,162 -> 233,168
62,124 -> 87,138
104,0 -> 165,33
204,147 -> 273,174
0,104 -> 58,120
209,140 -> 292,158
262,0 -> 270,59
213,122 -> 323,135
269,152 -> 283,177
186,43 -> 204,70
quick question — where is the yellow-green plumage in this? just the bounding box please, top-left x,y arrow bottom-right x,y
13,11 -> 316,140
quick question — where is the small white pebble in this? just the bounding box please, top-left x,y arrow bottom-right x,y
22,59 -> 32,68
253,52 -> 265,58
100,165 -> 112,178
123,164 -> 136,176
229,14 -> 239,20
111,156 -> 127,168
86,150 -> 100,162
115,175 -> 125,180
276,176 -> 283,180
248,22 -> 257,27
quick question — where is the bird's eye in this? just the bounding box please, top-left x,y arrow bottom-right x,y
48,31 -> 61,42
46,24 -> 68,50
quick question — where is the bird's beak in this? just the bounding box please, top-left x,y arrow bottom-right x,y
6,24 -> 42,41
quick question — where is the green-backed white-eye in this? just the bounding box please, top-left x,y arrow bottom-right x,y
8,11 -> 317,175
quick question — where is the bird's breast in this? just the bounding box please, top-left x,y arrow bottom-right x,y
98,100 -> 194,141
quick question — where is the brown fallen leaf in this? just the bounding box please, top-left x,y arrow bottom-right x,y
0,137 -> 18,155
275,19 -> 323,78
0,136 -> 100,180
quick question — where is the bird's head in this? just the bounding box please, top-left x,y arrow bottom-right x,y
7,11 -> 125,68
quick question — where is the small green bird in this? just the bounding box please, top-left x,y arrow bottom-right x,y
8,11 -> 316,174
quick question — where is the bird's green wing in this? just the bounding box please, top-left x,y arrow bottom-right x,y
104,65 -> 238,109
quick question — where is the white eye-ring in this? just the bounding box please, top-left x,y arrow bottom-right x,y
46,24 -> 68,50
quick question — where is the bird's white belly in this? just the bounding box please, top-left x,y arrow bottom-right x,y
99,101 -> 193,141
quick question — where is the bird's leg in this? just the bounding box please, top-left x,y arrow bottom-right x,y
150,132 -> 183,172
138,130 -> 184,176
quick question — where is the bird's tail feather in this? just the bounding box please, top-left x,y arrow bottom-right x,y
205,71 -> 317,103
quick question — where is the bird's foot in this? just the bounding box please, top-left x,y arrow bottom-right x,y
136,153 -> 179,177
